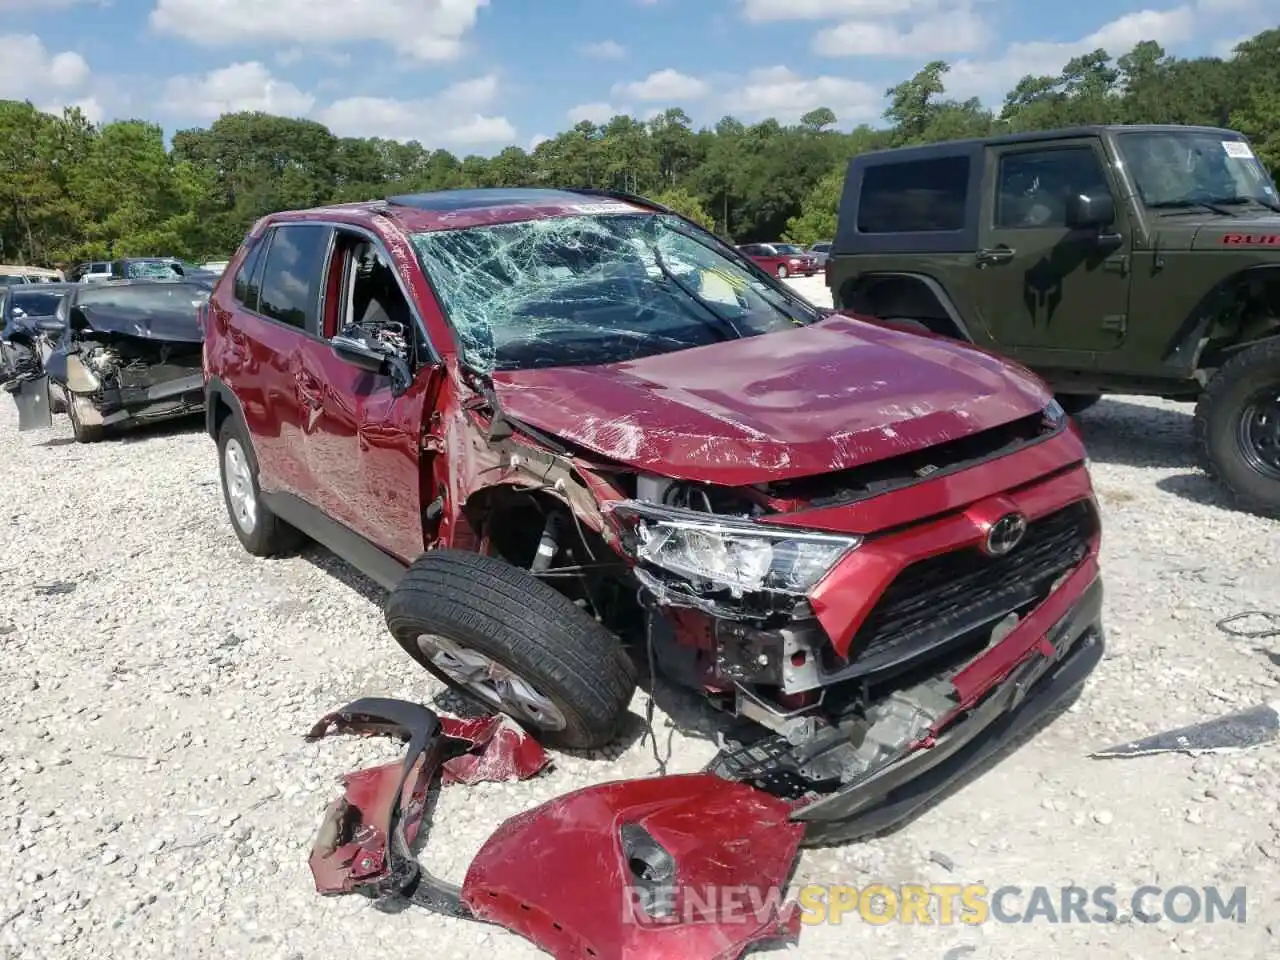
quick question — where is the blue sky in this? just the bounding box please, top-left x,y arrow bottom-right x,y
0,0 -> 1270,154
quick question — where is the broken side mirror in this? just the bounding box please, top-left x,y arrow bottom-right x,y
331,331 -> 391,374
1065,192 -> 1115,230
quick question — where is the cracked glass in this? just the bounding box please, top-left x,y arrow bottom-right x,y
410,213 -> 818,373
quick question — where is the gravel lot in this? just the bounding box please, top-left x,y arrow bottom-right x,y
3,275 -> 1279,959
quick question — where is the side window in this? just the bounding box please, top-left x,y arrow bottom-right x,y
857,156 -> 970,233
256,224 -> 332,332
327,230 -> 415,363
233,236 -> 266,309
995,147 -> 1111,228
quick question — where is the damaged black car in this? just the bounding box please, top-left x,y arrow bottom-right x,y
4,278 -> 211,442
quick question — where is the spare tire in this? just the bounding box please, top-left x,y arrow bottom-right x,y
385,549 -> 637,749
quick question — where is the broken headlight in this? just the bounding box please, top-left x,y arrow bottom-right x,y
612,502 -> 860,596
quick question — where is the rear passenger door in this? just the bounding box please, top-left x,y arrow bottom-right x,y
220,223 -> 334,502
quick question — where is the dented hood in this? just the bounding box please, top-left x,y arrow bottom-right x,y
492,314 -> 1051,484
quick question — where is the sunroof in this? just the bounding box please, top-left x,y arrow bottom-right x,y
385,188 -> 590,212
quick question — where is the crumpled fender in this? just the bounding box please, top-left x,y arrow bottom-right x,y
308,699 -> 806,959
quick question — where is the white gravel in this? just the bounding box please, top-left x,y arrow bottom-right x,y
2,276 -> 1279,959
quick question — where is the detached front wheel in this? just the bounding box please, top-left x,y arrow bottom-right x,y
385,549 -> 637,750
1194,338 -> 1280,516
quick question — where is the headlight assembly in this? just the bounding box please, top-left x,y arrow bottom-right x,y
1043,397 -> 1067,427
610,501 -> 861,597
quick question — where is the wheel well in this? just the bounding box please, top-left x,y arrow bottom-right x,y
461,485 -> 639,640
839,275 -> 966,340
211,394 -> 232,437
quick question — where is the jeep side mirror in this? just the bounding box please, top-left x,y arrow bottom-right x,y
331,332 -> 390,374
1065,192 -> 1115,230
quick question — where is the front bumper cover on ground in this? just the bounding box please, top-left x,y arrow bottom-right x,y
308,697 -> 806,960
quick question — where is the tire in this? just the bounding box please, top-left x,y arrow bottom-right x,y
216,416 -> 302,555
776,265 -> 789,279
67,394 -> 105,443
1194,337 -> 1280,516
1055,393 -> 1103,416
385,549 -> 638,750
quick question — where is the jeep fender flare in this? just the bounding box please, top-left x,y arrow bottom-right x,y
836,271 -> 975,342
1164,264 -> 1280,373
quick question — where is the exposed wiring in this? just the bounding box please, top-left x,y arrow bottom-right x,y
1216,611 -> 1280,639
638,591 -> 672,777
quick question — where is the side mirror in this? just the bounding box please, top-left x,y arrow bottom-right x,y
1065,192 -> 1115,230
331,332 -> 390,374
34,318 -> 64,334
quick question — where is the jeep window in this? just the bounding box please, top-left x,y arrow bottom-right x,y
856,156 -> 969,233
256,224 -> 330,331
1117,130 -> 1279,211
412,212 -> 818,374
995,147 -> 1112,228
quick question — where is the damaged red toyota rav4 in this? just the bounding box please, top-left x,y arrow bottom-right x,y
202,188 -> 1104,843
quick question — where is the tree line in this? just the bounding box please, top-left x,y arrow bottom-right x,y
1,28 -> 1277,267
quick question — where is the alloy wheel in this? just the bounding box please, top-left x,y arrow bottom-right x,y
416,633 -> 568,730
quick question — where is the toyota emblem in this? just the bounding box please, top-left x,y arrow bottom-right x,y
984,512 -> 1028,556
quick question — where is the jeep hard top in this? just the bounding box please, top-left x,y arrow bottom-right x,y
203,187 -> 1103,842
827,123 -> 1280,515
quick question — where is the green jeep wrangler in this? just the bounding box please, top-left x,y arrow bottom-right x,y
826,124 -> 1280,516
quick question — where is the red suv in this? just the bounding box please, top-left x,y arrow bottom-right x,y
736,242 -> 819,278
202,188 -> 1104,842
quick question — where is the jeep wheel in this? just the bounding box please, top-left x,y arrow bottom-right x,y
1194,338 -> 1280,515
217,417 -> 302,555
1055,393 -> 1102,416
776,264 -> 789,279
385,549 -> 637,750
67,395 -> 105,443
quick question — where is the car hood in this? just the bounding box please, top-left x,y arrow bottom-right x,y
491,313 -> 1052,484
71,307 -> 203,343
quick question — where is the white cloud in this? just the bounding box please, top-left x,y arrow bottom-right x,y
150,0 -> 488,61
813,5 -> 992,57
159,61 -> 315,119
944,6 -> 1200,102
566,101 -> 620,124
612,69 -> 710,102
740,0 -> 945,21
726,66 -> 883,123
578,39 -> 626,59
274,46 -> 352,68
529,133 -> 550,149
0,33 -> 97,117
318,74 -> 514,146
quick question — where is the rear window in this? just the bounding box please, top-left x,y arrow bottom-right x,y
857,156 -> 970,233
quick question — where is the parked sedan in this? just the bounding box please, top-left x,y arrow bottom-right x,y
734,242 -> 819,278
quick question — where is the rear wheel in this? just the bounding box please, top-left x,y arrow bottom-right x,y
1194,338 -> 1280,516
217,416 -> 302,555
776,264 -> 789,279
385,549 -> 637,749
1055,393 -> 1103,416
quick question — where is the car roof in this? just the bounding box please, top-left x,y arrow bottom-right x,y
260,187 -> 658,235
853,123 -> 1246,163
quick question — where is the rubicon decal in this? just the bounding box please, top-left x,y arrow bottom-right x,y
1220,233 -> 1280,245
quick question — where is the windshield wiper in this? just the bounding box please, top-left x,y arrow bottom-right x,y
648,244 -> 742,341
1147,199 -> 1238,216
1204,195 -> 1280,214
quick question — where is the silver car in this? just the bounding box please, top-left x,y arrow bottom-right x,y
808,241 -> 832,268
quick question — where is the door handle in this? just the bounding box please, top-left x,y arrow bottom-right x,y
975,247 -> 1015,267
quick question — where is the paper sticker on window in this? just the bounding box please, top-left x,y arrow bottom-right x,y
1222,140 -> 1254,159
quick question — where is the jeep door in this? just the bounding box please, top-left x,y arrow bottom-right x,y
292,226 -> 445,565
973,138 -> 1133,361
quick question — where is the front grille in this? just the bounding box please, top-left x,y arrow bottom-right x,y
840,501 -> 1096,679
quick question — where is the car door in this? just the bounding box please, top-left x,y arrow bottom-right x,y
972,138 -> 1133,359
293,227 -> 446,564
218,222 -> 333,501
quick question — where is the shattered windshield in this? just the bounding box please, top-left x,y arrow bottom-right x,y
1117,131 -> 1279,212
126,260 -> 181,279
411,213 -> 816,373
